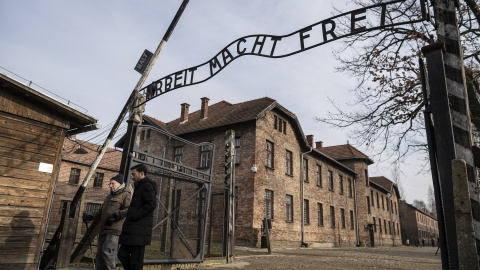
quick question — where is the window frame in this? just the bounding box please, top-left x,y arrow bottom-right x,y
286,194 -> 293,223
330,206 -> 335,229
68,168 -> 81,185
265,189 -> 274,219
316,164 -> 322,187
285,150 -> 293,176
339,174 -> 344,195
93,172 -> 104,188
302,158 -> 309,182
328,170 -> 334,191
265,141 -> 274,168
174,146 -> 184,163
199,144 -> 212,168
340,208 -> 346,229
318,203 -> 324,226
303,199 -> 310,225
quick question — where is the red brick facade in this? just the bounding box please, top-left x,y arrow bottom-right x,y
136,97 -> 402,247
50,97 -> 405,249
399,200 -> 438,246
47,138 -> 122,240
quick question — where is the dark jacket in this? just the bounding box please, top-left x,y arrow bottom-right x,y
96,183 -> 132,236
119,176 -> 157,246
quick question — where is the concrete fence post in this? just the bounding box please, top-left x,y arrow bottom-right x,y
452,159 -> 479,270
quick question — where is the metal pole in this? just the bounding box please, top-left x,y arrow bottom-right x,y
69,0 -> 190,218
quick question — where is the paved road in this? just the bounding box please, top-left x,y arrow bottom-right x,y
196,246 -> 441,270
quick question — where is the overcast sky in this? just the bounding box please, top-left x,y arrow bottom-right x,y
0,0 -> 433,203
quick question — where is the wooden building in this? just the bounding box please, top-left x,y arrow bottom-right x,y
0,73 -> 97,269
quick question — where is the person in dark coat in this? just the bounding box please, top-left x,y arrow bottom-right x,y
118,164 -> 157,270
84,174 -> 132,270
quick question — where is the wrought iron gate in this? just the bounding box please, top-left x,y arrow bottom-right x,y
128,125 -> 214,263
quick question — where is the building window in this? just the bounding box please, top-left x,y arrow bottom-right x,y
367,196 -> 371,214
235,138 -> 241,164
397,223 -> 399,235
330,206 -> 335,228
316,165 -> 322,187
384,220 -> 387,234
286,195 -> 293,222
195,188 -> 207,217
93,172 -> 104,188
388,221 -> 392,235
382,195 -> 385,210
174,146 -> 184,163
371,190 -> 374,206
146,129 -> 151,139
273,116 -> 287,134
304,199 -> 310,224
379,218 -> 382,233
386,198 -> 390,211
86,202 -> 102,215
395,202 -> 397,214
365,169 -> 369,186
200,144 -> 212,168
59,200 -> 70,213
340,208 -> 346,229
318,203 -> 324,226
348,178 -> 352,197
302,158 -> 308,182
69,168 -> 81,185
265,189 -> 274,219
286,150 -> 293,175
377,192 -> 380,208
339,175 -> 344,195
350,210 -> 354,230
328,170 -> 334,191
373,217 -> 377,232
265,141 -> 274,168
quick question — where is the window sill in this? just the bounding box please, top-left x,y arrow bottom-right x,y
265,166 -> 275,171
285,173 -> 293,177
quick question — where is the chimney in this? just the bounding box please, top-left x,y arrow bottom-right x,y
180,103 -> 190,123
306,135 -> 314,147
316,141 -> 323,149
200,97 -> 209,120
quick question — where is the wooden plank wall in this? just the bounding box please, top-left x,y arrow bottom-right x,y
0,111 -> 64,269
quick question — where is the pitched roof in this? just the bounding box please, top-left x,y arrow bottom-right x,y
317,144 -> 374,165
62,138 -> 122,171
164,97 -> 277,135
144,115 -> 168,131
370,176 -> 401,199
0,72 -> 97,129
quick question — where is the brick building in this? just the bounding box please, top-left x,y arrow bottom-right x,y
399,200 -> 438,246
130,97 -> 401,247
47,138 -> 122,240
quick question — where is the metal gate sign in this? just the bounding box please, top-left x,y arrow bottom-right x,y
139,0 -> 427,104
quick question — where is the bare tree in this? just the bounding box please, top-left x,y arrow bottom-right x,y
318,0 -> 480,163
390,161 -> 405,199
412,199 -> 428,212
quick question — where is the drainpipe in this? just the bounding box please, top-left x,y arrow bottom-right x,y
353,175 -> 360,246
301,147 -> 313,246
388,185 -> 395,246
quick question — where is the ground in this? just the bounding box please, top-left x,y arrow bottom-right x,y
195,245 -> 441,270
68,245 -> 441,269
